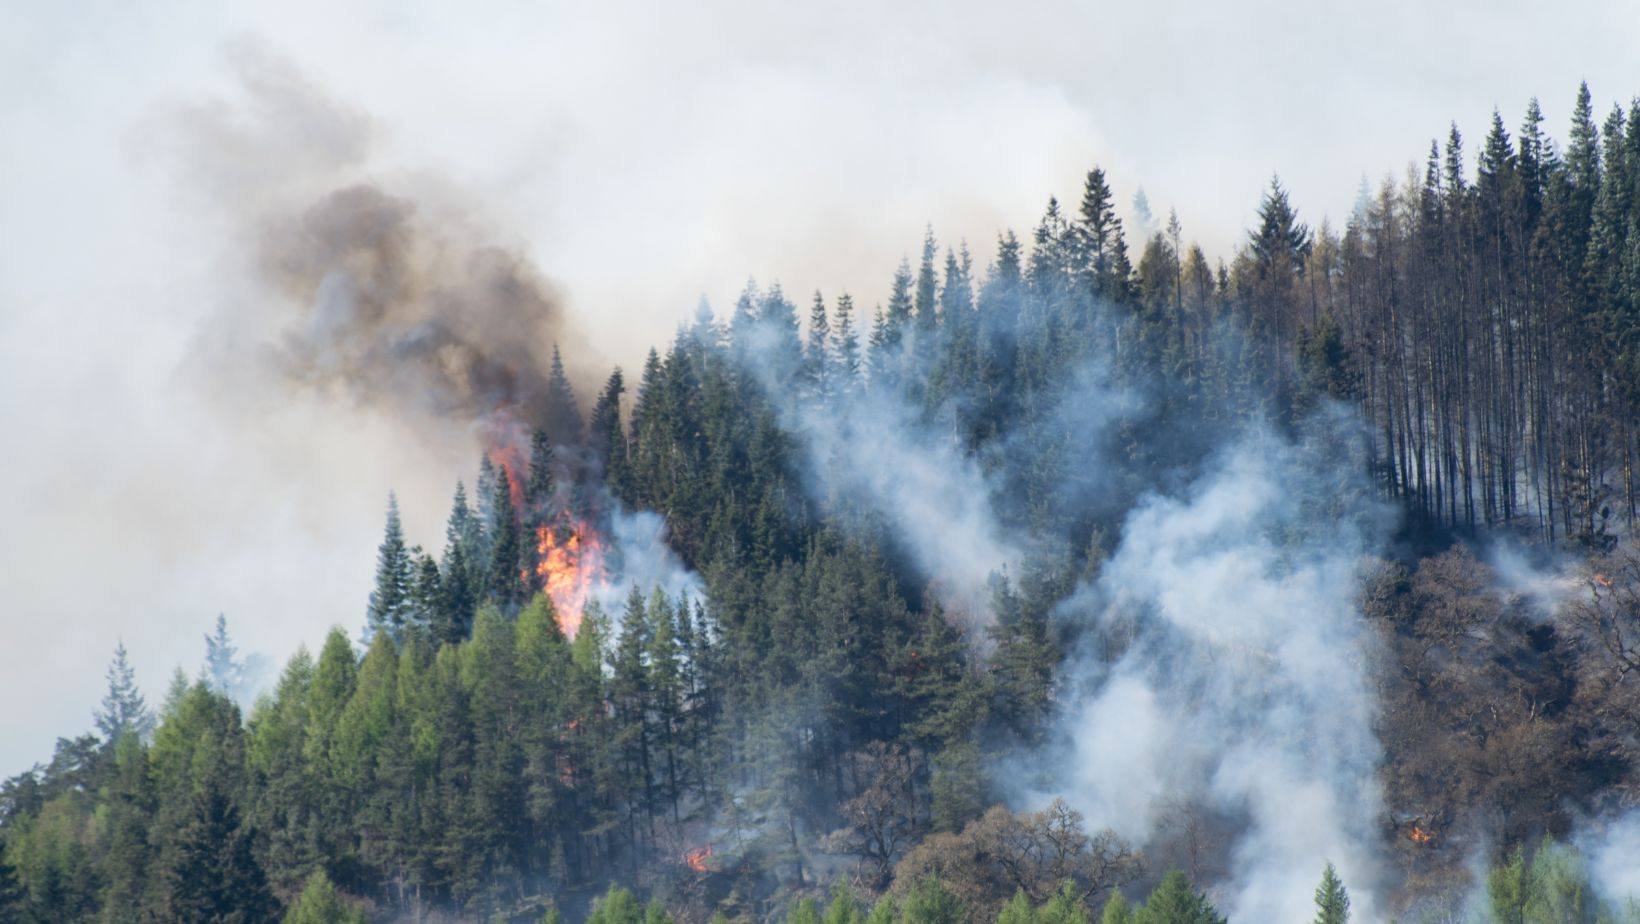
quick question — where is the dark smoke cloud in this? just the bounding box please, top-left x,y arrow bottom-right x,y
157,42 -> 589,434
259,183 -> 566,425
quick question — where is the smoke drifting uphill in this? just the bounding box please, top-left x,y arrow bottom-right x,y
260,182 -> 569,428
163,44 -> 587,439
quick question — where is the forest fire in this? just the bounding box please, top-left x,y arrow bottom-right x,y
534,518 -> 608,639
1408,825 -> 1435,845
684,845 -> 713,872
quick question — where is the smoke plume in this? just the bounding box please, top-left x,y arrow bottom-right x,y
156,43 -> 590,438
1035,412 -> 1393,919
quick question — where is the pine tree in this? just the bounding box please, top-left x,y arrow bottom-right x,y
805,290 -> 833,399
486,467 -> 527,609
998,891 -> 1037,924
1100,890 -> 1133,924
823,880 -> 865,924
408,550 -> 442,637
154,778 -> 277,922
915,227 -> 940,334
591,368 -> 629,491
526,427 -> 556,524
96,641 -> 154,744
834,293 -> 862,388
1133,871 -> 1224,924
1077,167 -> 1131,302
439,484 -> 480,644
1039,881 -> 1089,924
367,493 -> 414,639
900,874 -> 965,924
1247,176 -> 1312,342
1313,862 -> 1350,924
545,344 -> 585,445
202,613 -> 244,698
100,734 -> 156,918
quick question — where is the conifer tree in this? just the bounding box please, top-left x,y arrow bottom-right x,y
1133,871 -> 1224,924
96,641 -> 154,745
99,734 -> 156,916
1100,890 -> 1133,924
545,344 -> 585,445
1246,176 -> 1311,340
997,891 -> 1037,924
367,493 -> 415,639
915,228 -> 940,335
408,550 -> 442,637
154,778 -> 276,922
591,368 -> 629,490
486,467 -> 527,609
202,613 -> 244,698
805,290 -> 833,399
834,293 -> 862,387
526,427 -> 556,523
1313,862 -> 1350,924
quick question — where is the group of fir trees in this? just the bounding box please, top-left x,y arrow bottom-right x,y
6,81 -> 1640,921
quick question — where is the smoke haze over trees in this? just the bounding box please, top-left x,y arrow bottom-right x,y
7,71 -> 1640,924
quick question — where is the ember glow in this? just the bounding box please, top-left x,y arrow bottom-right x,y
534,517 -> 607,639
1409,825 -> 1434,845
684,844 -> 713,873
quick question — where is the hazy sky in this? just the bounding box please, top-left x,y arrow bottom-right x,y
2,0 -> 1636,774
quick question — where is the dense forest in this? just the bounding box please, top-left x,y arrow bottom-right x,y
5,83 -> 1640,923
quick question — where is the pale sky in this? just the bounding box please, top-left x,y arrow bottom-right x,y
2,0 -> 1636,774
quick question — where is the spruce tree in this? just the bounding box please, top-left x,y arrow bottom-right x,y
1134,871 -> 1224,924
1100,890 -> 1133,924
408,550 -> 442,637
486,468 -> 526,609
155,778 -> 277,922
545,344 -> 585,445
914,227 -> 940,334
202,613 -> 244,698
367,493 -> 414,639
1246,176 -> 1311,339
96,640 -> 154,744
1313,862 -> 1350,924
805,290 -> 833,398
526,427 -> 556,523
833,293 -> 862,387
590,368 -> 629,491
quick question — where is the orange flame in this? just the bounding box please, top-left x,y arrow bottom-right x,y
685,844 -> 713,872
1409,825 -> 1434,844
482,411 -> 529,512
534,518 -> 608,639
1595,573 -> 1613,588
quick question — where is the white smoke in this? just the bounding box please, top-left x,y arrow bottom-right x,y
1484,539 -> 1581,619
593,503 -> 706,617
1585,812 -> 1640,909
792,383 -> 1022,613
1035,414 -> 1392,919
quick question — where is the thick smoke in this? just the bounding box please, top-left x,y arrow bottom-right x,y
1034,412 -> 1393,919
259,183 -> 569,426
732,300 -> 1029,615
158,44 -> 589,436
731,281 -> 1395,913
1585,813 -> 1640,907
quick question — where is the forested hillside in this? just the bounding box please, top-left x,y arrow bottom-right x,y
4,83 -> 1640,923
